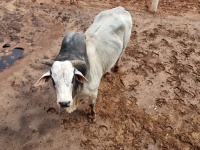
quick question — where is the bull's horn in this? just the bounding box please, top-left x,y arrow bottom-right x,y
42,59 -> 54,66
71,60 -> 85,66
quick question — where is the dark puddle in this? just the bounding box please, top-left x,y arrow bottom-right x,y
0,47 -> 24,72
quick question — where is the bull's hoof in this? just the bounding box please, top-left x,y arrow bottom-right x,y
70,0 -> 77,4
87,113 -> 96,123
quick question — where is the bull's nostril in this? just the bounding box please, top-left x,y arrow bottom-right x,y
59,101 -> 70,108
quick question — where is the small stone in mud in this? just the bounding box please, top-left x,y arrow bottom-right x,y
47,107 -> 57,114
0,37 -> 4,43
32,129 -> 37,133
3,43 -> 11,48
3,126 -> 8,131
43,55 -> 49,59
62,119 -> 68,125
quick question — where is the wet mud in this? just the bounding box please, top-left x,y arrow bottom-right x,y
0,0 -> 200,149
0,47 -> 24,71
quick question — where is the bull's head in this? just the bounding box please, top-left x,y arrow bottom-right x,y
34,60 -> 88,108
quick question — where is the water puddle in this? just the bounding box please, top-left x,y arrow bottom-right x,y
0,47 -> 24,72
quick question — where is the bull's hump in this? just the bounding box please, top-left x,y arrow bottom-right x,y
55,32 -> 87,62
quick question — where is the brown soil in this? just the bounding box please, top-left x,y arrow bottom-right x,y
0,0 -> 200,149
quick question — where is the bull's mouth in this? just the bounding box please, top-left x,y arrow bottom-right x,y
57,99 -> 78,114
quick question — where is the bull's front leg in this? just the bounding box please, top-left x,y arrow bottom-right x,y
88,103 -> 96,123
112,48 -> 125,72
89,104 -> 95,117
87,92 -> 97,122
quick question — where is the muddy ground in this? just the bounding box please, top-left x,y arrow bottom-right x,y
0,0 -> 200,149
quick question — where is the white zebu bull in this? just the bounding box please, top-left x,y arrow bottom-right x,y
34,6 -> 132,119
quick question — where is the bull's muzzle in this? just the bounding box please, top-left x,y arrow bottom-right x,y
59,101 -> 71,108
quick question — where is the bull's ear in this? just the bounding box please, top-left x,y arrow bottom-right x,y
74,69 -> 89,83
34,71 -> 51,86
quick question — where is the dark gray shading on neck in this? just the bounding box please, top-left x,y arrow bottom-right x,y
54,32 -> 88,76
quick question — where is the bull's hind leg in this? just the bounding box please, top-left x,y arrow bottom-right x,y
112,48 -> 125,72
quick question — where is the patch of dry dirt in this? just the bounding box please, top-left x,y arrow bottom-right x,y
0,0 -> 200,149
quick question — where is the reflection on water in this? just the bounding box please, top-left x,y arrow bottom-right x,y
0,47 -> 24,72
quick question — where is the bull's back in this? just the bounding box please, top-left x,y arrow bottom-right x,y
85,7 -> 132,73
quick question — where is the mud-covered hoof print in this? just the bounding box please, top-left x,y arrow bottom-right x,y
46,107 -> 57,114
